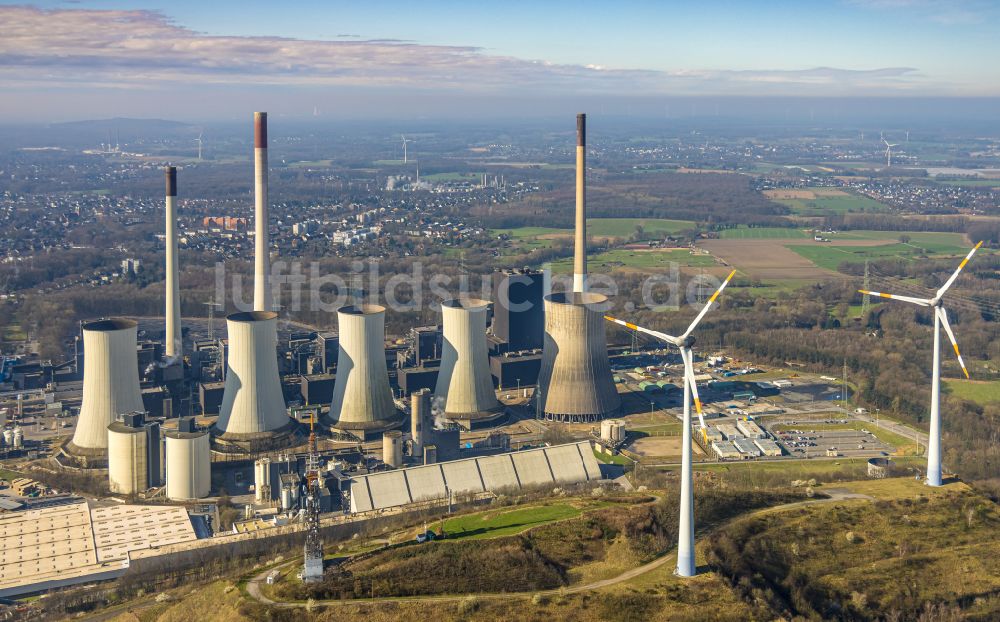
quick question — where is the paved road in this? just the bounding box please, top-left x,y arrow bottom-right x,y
244,489 -> 871,609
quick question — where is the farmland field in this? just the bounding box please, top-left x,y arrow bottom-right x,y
788,239 -> 970,271
769,188 -> 891,215
547,247 -> 717,273
718,226 -> 810,239
944,379 -> 1000,405
700,238 -> 837,280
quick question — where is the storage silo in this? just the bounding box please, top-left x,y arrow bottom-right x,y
383,430 -> 403,468
69,319 -> 145,456
255,457 -> 273,503
326,305 -> 403,438
434,298 -> 501,426
107,413 -> 161,495
164,417 -> 210,500
537,292 -> 621,422
213,311 -> 296,446
411,388 -> 430,456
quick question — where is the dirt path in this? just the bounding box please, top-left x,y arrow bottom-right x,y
244,489 -> 871,609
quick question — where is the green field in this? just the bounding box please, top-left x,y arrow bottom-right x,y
547,248 -> 716,273
774,189 -> 890,215
718,226 -> 810,239
440,503 -> 583,540
829,230 -> 969,250
494,217 -> 693,242
788,238 -> 970,271
945,379 -> 1000,405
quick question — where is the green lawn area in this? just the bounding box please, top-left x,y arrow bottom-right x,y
2,325 -> 27,342
441,503 -> 583,540
692,455 -> 924,476
774,190 -> 890,215
547,248 -> 716,273
944,379 -> 1000,405
718,226 -> 810,239
0,468 -> 24,481
594,449 -> 635,466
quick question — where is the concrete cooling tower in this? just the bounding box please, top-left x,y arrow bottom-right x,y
212,311 -> 295,446
68,319 -> 145,456
434,298 -> 502,427
326,304 -> 403,439
537,292 -> 621,422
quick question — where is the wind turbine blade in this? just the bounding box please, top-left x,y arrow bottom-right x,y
603,315 -> 677,344
682,269 -> 736,339
936,241 -> 982,298
682,348 -> 706,429
937,307 -> 970,379
857,289 -> 931,306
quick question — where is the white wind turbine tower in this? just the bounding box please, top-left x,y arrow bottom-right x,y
605,269 -> 735,577
860,242 -> 982,486
401,135 -> 410,164
195,132 -> 203,161
883,137 -> 898,168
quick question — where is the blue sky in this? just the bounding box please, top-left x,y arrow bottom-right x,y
1,0 -> 998,121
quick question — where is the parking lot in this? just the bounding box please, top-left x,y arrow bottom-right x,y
774,427 -> 891,459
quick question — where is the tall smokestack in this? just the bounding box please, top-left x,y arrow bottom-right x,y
253,112 -> 271,312
164,166 -> 181,359
573,113 -> 587,294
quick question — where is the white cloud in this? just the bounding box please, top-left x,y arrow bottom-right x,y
0,6 -> 956,96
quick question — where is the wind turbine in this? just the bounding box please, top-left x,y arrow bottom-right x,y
401,135 -> 410,164
605,269 -> 735,577
195,131 -> 203,161
883,137 -> 898,168
859,242 -> 982,486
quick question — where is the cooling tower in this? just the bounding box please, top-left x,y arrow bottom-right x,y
164,426 -> 210,500
213,311 -> 295,442
537,292 -> 620,422
326,304 -> 403,438
164,166 -> 182,360
68,319 -> 145,455
574,113 -> 587,294
434,298 -> 502,425
253,112 -> 272,312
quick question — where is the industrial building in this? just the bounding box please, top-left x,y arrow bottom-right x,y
736,419 -> 767,439
0,499 -> 198,598
349,441 -> 602,513
489,268 -> 544,353
732,438 -> 762,458
753,438 -> 783,457
711,440 -> 742,460
716,423 -> 743,440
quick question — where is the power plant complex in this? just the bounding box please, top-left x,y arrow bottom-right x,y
2,113 -> 631,598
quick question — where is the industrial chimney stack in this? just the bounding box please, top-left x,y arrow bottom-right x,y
164,166 -> 181,360
573,113 -> 587,294
253,112 -> 271,312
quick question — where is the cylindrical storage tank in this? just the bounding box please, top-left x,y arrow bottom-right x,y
327,305 -> 402,436
254,457 -> 273,503
383,430 -> 403,468
612,420 -> 626,442
12,427 -> 23,449
70,319 -> 144,454
411,389 -> 430,456
214,312 -> 293,440
537,293 -> 621,421
600,420 -> 614,442
107,422 -> 148,494
434,299 -> 501,421
164,429 -> 210,500
3,429 -> 12,445
280,485 -> 292,510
